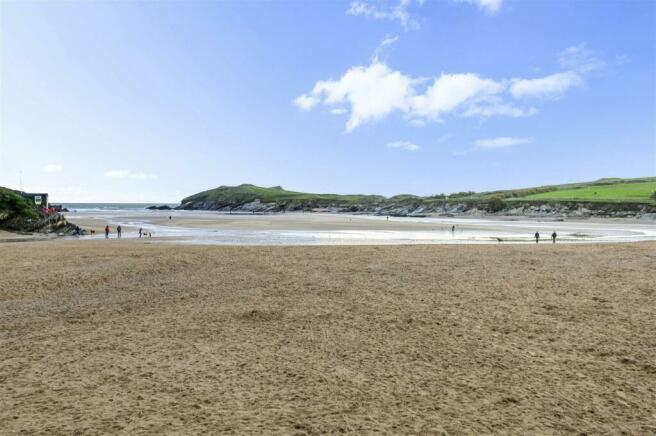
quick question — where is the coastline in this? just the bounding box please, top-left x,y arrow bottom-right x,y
2,210 -> 655,245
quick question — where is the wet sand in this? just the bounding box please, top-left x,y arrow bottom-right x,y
1,240 -> 654,434
64,210 -> 656,244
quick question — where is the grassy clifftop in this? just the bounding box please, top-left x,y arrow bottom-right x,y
181,184 -> 385,207
462,177 -> 656,203
517,180 -> 656,203
0,187 -> 40,228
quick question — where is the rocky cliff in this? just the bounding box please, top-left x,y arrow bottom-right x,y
177,183 -> 656,219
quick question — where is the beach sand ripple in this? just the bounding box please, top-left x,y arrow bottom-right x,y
1,241 -> 655,434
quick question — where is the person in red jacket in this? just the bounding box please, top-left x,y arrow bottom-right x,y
105,225 -> 110,239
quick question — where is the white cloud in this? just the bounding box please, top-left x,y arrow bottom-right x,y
43,164 -> 63,173
456,0 -> 503,14
387,140 -> 420,151
346,0 -> 420,31
474,137 -> 533,149
296,44 -> 604,130
410,73 -> 504,120
330,108 -> 348,115
295,62 -> 524,130
510,71 -> 583,99
510,43 -> 604,100
558,44 -> 605,73
104,169 -> 158,180
296,62 -> 416,131
293,94 -> 319,111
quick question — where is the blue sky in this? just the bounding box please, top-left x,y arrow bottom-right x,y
1,0 -> 654,202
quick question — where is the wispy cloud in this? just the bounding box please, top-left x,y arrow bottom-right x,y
43,164 -> 63,173
387,140 -> 420,151
372,34 -> 400,62
510,43 -> 604,99
453,136 -> 532,156
294,94 -> 319,111
463,96 -> 537,118
474,136 -> 533,149
104,169 -> 158,180
558,43 -> 605,73
510,71 -> 583,99
455,0 -> 503,14
346,0 -> 420,31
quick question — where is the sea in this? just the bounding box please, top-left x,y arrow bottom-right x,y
61,203 -> 179,212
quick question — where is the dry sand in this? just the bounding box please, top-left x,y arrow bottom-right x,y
1,241 -> 655,434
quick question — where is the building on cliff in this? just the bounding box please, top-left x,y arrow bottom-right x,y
20,192 -> 49,208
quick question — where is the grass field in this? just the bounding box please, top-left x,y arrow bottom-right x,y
519,181 -> 656,203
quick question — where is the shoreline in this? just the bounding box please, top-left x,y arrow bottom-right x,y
1,211 -> 654,245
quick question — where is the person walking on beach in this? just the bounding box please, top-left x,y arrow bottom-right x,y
452,225 -> 455,233
534,231 -> 540,244
104,225 -> 110,239
552,231 -> 557,244
117,225 -> 122,239
138,227 -> 143,238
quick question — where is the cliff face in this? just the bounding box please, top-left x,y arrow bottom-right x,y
178,178 -> 656,218
178,192 -> 656,219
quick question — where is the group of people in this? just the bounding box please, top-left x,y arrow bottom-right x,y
534,231 -> 558,244
103,225 -> 151,239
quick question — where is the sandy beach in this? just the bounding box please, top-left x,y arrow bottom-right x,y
1,240 -> 654,434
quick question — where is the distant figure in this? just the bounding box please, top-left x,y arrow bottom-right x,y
552,231 -> 557,244
90,229 -> 95,235
451,225 -> 455,233
104,225 -> 110,239
74,226 -> 81,236
148,232 -> 152,238
534,231 -> 540,244
138,227 -> 143,238
169,215 -> 172,220
386,216 -> 389,221
117,225 -> 122,239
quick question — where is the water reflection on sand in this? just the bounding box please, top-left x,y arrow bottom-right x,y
63,209 -> 656,245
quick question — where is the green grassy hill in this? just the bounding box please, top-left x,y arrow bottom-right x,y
0,187 -> 40,226
182,184 -> 385,206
